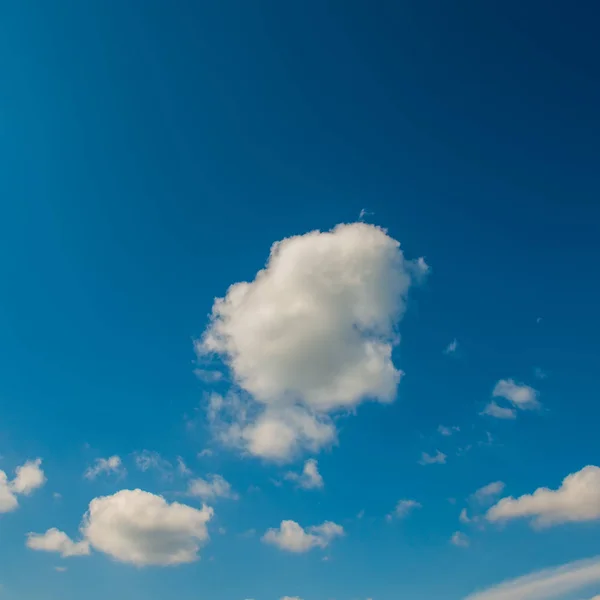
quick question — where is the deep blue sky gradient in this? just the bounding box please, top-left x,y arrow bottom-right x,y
0,2 -> 599,599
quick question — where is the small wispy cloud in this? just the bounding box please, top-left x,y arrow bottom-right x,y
444,338 -> 459,355
418,450 -> 447,466
450,531 -> 469,547
386,499 -> 421,522
285,459 -> 324,490
84,456 -> 125,481
438,425 -> 460,436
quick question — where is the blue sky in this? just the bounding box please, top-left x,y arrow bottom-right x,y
0,1 -> 599,599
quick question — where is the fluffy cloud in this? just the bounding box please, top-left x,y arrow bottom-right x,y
418,450 -> 446,465
262,520 -> 344,552
26,528 -> 90,557
0,459 -> 46,513
482,379 -> 540,420
450,531 -> 470,547
493,379 -> 540,410
84,456 -> 125,480
198,223 -> 427,460
11,458 -> 46,495
81,489 -> 214,566
464,555 -> 600,600
285,459 -> 324,490
0,471 -> 19,512
487,466 -> 600,528
472,481 -> 505,503
187,474 -> 238,501
386,499 -> 421,521
459,508 -> 471,524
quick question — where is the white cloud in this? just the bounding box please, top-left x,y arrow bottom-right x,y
54,566 -> 67,572
11,458 -> 46,495
493,379 -> 540,410
450,531 -> 469,547
198,222 -> 426,460
438,425 -> 460,436
0,471 -> 18,513
81,489 -> 214,566
187,474 -> 238,501
464,555 -> 600,600
480,401 -> 517,420
198,449 -> 213,458
262,520 -> 344,553
84,456 -> 125,480
0,459 -> 46,513
459,508 -> 471,524
472,481 -> 505,503
386,499 -> 421,521
487,465 -> 600,528
285,459 -> 324,490
418,450 -> 446,465
281,597 -> 303,600
444,339 -> 458,355
26,528 -> 90,557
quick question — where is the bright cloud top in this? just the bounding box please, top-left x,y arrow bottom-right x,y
199,222 -> 427,460
487,465 -> 600,528
26,528 -> 90,557
285,459 -> 324,490
464,555 -> 600,600
262,519 -> 344,552
0,459 -> 46,513
80,489 -> 214,566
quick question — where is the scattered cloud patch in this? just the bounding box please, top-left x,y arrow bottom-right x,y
480,401 -> 517,420
11,458 -> 46,495
26,529 -> 90,557
444,339 -> 458,355
450,531 -> 469,547
487,465 -> 600,528
84,456 -> 125,480
194,369 -> 223,383
386,499 -> 421,522
472,481 -> 505,504
133,451 -> 173,477
82,489 -> 213,566
188,474 -> 238,501
285,459 -> 324,490
438,425 -> 460,436
534,368 -> 547,380
177,457 -> 192,477
198,223 -> 427,461
418,450 -> 446,465
262,520 -> 344,553
460,508 -> 471,524
0,459 -> 46,513
464,555 -> 600,600
493,379 -> 540,410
